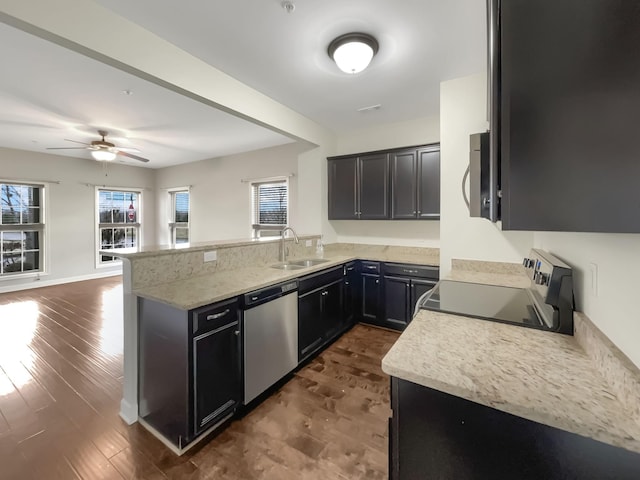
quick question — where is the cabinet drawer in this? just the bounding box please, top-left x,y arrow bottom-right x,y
192,298 -> 239,336
359,261 -> 381,275
384,263 -> 439,280
298,266 -> 344,296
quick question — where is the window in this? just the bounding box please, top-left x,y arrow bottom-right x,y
251,179 -> 288,238
97,189 -> 141,264
169,190 -> 190,244
0,182 -> 44,276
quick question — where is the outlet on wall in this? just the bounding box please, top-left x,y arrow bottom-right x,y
204,250 -> 217,262
305,240 -> 312,247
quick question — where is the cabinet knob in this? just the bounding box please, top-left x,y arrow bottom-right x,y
413,211 -> 416,214
375,279 -> 379,284
417,210 -> 421,214
322,291 -> 329,296
234,330 -> 240,336
345,281 -> 350,286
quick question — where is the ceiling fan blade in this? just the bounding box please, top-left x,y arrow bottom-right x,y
64,139 -> 91,146
46,147 -> 89,150
114,147 -> 141,153
117,151 -> 150,163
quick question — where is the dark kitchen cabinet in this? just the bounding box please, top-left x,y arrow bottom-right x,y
359,261 -> 383,324
494,0 -> 640,233
193,315 -> 241,435
329,143 -> 440,221
359,153 -> 389,219
390,377 -> 640,480
343,262 -> 358,326
327,156 -> 358,219
382,263 -> 439,331
328,153 -> 389,219
298,266 -> 345,362
391,146 -> 440,220
138,297 -> 241,449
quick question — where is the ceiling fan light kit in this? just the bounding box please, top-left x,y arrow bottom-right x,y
91,149 -> 117,161
46,130 -> 150,163
328,32 -> 379,74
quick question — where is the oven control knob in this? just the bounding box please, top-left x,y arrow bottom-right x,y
535,273 -> 549,286
523,257 -> 534,268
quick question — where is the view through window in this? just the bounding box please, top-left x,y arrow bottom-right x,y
98,189 -> 140,263
251,180 -> 288,238
0,182 -> 44,276
170,190 -> 190,244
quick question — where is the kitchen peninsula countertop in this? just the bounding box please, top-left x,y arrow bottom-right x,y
133,244 -> 439,311
382,270 -> 640,455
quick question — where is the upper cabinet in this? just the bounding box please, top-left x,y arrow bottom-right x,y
328,144 -> 440,221
391,146 -> 440,219
492,0 -> 640,233
328,153 -> 389,219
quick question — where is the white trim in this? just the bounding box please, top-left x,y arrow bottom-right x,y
95,186 -> 143,268
119,398 -> 138,425
0,269 -> 121,294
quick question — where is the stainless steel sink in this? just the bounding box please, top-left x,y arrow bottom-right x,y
289,258 -> 331,267
270,262 -> 305,270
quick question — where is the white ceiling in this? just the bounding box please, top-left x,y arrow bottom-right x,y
0,0 -> 486,168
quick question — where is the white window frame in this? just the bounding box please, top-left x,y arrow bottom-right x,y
250,177 -> 289,238
168,187 -> 190,245
0,180 -> 46,279
95,187 -> 142,267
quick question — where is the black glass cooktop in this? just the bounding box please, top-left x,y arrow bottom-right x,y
420,280 -> 545,329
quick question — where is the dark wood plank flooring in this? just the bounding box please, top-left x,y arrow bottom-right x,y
0,277 -> 399,479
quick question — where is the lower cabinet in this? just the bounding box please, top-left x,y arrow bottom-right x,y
359,262 -> 439,331
138,297 -> 241,449
343,262 -> 358,326
298,266 -> 345,362
390,377 -> 640,480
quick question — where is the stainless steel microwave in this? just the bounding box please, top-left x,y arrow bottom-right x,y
469,132 -> 500,221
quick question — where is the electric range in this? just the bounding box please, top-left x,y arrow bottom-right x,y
419,249 -> 574,334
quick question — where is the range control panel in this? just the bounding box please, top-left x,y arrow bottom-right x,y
523,249 -> 572,308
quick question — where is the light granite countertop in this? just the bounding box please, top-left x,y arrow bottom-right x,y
134,247 -> 439,310
382,270 -> 640,455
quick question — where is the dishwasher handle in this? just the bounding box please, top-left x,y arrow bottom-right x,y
243,281 -> 298,309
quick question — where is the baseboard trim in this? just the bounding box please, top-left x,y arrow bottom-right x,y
0,270 -> 122,294
119,398 -> 138,425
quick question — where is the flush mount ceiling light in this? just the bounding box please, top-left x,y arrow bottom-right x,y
328,33 -> 379,74
91,149 -> 117,161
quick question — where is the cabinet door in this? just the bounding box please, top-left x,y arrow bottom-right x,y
328,157 -> 358,219
391,150 -> 418,219
359,153 -> 389,219
322,280 -> 343,340
298,290 -> 325,361
410,279 -> 437,320
417,148 -> 440,219
193,319 -> 241,434
361,273 -> 382,323
343,264 -> 358,326
384,276 -> 410,330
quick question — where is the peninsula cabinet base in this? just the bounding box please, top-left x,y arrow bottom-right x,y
390,378 -> 640,480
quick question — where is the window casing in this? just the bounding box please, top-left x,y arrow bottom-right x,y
0,182 -> 44,276
169,190 -> 190,245
97,189 -> 141,264
251,179 -> 288,238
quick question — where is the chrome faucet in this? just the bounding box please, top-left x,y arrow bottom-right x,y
279,227 -> 299,262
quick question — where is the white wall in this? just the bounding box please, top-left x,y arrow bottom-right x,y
154,142 -> 311,244
535,232 -> 640,368
0,147 -> 156,292
330,116 -> 441,247
439,73 -> 533,275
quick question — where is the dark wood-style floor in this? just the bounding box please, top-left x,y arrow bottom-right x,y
0,277 -> 399,479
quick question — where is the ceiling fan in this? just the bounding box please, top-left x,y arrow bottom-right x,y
47,130 -> 150,163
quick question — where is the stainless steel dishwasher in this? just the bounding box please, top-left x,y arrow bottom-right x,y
242,280 -> 298,404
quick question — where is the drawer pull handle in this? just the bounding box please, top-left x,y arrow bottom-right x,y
366,265 -> 377,270
207,309 -> 230,321
403,269 -> 418,274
